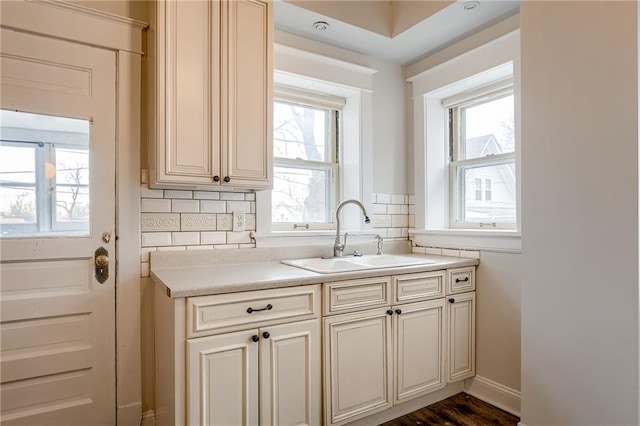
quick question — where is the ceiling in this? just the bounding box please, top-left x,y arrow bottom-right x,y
274,0 -> 520,64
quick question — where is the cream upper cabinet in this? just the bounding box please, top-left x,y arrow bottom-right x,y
148,0 -> 272,190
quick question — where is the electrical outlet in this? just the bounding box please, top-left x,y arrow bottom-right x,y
233,211 -> 245,232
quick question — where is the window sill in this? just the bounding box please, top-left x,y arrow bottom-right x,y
409,228 -> 521,253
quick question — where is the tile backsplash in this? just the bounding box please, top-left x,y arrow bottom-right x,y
140,188 -> 415,278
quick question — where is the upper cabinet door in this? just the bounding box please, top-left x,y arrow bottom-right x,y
150,0 -> 221,185
221,0 -> 273,188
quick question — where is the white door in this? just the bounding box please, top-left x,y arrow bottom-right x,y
0,29 -> 116,425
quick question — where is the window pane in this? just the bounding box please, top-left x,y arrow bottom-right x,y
461,93 -> 514,160
0,109 -> 90,237
274,100 -> 330,162
458,162 -> 516,223
54,148 -> 90,228
273,165 -> 332,223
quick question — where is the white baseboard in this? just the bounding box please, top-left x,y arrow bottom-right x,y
140,410 -> 156,426
464,375 -> 521,417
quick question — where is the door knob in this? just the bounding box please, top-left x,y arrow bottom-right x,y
94,247 -> 109,284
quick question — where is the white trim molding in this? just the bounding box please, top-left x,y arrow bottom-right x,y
464,375 -> 521,417
411,229 -> 521,253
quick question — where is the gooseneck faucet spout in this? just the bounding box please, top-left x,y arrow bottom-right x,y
334,199 -> 370,257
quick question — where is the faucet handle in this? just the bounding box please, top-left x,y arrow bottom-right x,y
375,234 -> 384,255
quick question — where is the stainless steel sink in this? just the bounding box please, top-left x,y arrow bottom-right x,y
282,254 -> 434,274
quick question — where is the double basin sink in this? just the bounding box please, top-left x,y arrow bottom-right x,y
282,254 -> 434,274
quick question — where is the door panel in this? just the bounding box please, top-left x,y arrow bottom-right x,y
0,29 -> 116,425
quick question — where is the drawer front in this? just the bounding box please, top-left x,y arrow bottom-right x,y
187,285 -> 320,338
324,277 -> 391,316
393,271 -> 445,303
447,267 -> 476,294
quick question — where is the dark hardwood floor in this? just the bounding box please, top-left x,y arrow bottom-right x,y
380,393 -> 520,426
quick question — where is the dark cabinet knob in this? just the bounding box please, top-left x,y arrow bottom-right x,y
448,298 -> 455,303
251,335 -> 259,343
386,309 -> 393,315
223,176 -> 231,183
262,331 -> 270,339
213,175 -> 220,182
395,309 -> 402,315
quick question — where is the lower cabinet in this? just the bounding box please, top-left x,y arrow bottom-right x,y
187,320 -> 321,426
323,300 -> 446,425
447,292 -> 476,382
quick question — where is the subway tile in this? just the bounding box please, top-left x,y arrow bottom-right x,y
250,201 -> 256,214
387,228 -> 403,238
391,194 -> 405,205
442,248 -> 460,257
375,229 -> 388,238
373,204 -> 387,214
141,232 -> 172,247
187,245 -> 214,251
214,244 -> 239,249
201,231 -> 227,245
157,246 -> 186,252
200,200 -> 226,213
387,204 -> 408,215
424,247 -> 442,256
220,192 -> 245,201
376,193 -> 391,204
401,228 -> 409,238
412,246 -> 427,254
408,194 -> 415,205
172,232 -> 200,246
460,250 -> 481,259
141,185 -> 164,199
141,198 -> 171,213
217,214 -> 233,231
164,190 -> 193,199
227,201 -> 251,213
408,204 -> 415,214
391,215 -> 409,228
172,199 -> 199,213
141,213 -> 180,232
181,214 -> 217,231
194,191 -> 220,200
140,247 -> 156,263
372,214 -> 392,228
244,193 -> 256,201
227,231 -> 252,244
408,215 -> 415,228
245,214 -> 256,231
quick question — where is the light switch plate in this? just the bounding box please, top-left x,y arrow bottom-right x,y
233,211 -> 245,231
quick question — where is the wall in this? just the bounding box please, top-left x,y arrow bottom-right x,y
68,0 -> 147,21
520,2 -> 638,425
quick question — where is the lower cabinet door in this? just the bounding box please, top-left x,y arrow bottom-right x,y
324,309 -> 393,425
187,329 -> 259,426
394,299 -> 446,403
447,292 -> 476,382
260,319 -> 321,426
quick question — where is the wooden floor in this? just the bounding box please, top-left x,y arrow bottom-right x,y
380,393 -> 520,426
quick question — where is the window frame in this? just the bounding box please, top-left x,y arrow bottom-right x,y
271,86 -> 344,231
446,84 -> 516,230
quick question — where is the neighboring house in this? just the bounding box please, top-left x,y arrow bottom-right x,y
463,134 -> 516,223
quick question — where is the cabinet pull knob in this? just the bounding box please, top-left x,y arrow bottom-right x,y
386,309 -> 393,315
262,331 -> 270,339
448,298 -> 455,303
395,309 -> 402,315
213,175 -> 220,182
251,335 -> 259,343
247,303 -> 273,314
223,176 -> 231,183
455,277 -> 469,283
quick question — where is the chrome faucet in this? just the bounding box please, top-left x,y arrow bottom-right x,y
334,199 -> 370,257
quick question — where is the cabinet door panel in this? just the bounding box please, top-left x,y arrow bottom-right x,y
187,329 -> 258,426
324,309 -> 392,425
448,292 -> 476,382
394,299 -> 446,403
260,320 -> 321,426
222,0 -> 272,188
154,0 -> 219,184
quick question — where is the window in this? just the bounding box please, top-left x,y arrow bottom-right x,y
0,110 -> 90,237
447,87 -> 516,229
272,88 -> 344,230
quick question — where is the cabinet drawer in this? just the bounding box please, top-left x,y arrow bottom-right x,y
187,285 -> 320,338
324,277 -> 391,316
447,267 -> 476,294
393,271 -> 445,303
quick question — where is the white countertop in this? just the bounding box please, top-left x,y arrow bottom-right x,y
151,252 -> 479,298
